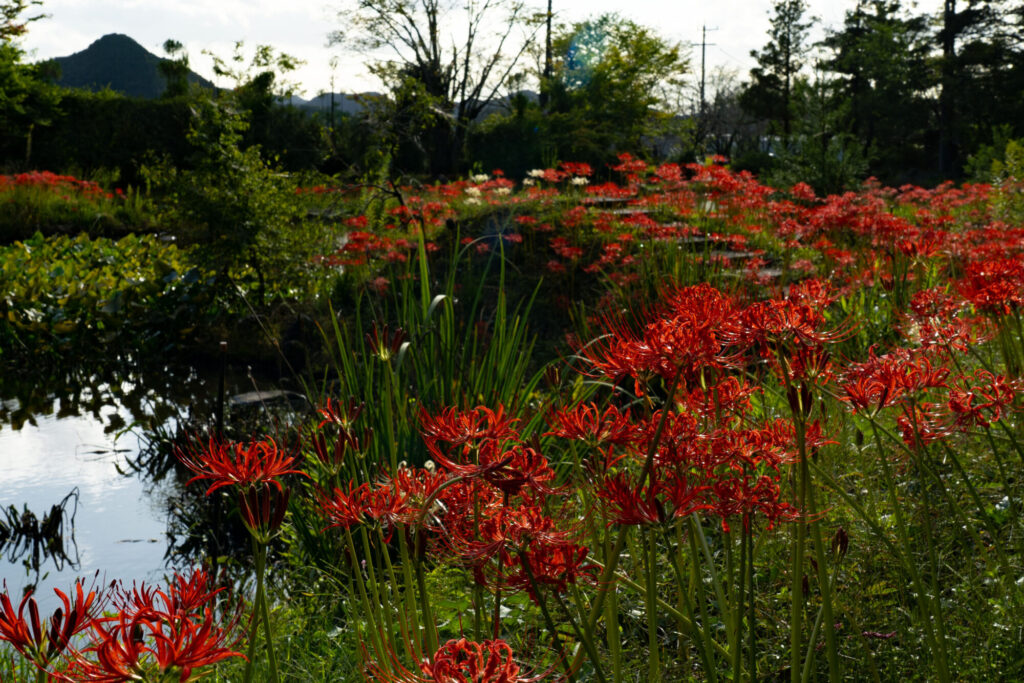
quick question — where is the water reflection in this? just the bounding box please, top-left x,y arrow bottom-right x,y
0,408 -> 170,609
0,489 -> 80,587
0,353 -> 309,608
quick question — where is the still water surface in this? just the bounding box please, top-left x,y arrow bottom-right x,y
0,402 -> 175,611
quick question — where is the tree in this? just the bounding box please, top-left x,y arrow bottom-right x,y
1,0 -> 43,41
935,0 -> 1021,175
0,0 -> 59,165
819,0 -> 933,182
158,39 -> 191,98
546,14 -> 688,160
329,0 -> 538,174
740,0 -> 814,142
468,14 -> 688,173
697,67 -> 763,161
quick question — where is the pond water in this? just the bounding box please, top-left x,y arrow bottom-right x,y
0,352 -> 306,615
0,402 -> 175,611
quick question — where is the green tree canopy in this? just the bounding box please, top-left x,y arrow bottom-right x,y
819,0 -> 933,181
545,14 -> 688,160
740,0 -> 814,141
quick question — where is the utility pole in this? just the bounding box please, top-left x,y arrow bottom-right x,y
540,0 -> 553,108
697,25 -> 717,155
699,25 -> 717,121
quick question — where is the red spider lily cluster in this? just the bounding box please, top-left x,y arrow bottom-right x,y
18,154 -> 1024,679
322,405 -> 592,599
0,570 -> 241,682
0,171 -> 117,200
369,638 -> 542,683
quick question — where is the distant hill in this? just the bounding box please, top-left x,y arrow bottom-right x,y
50,34 -> 215,98
291,91 -> 379,116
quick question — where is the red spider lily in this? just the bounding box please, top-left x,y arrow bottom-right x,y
896,402 -> 955,447
710,473 -> 797,532
313,399 -> 372,471
633,410 -> 700,465
68,571 -> 242,682
317,396 -> 364,431
175,437 -> 305,495
908,315 -> 989,355
430,478 -> 500,543
759,419 -> 834,459
722,298 -> 853,356
575,284 -> 738,393
0,577 -> 103,673
425,639 -> 523,683
681,377 -> 758,421
957,257 -> 1024,315
453,505 -> 594,599
597,472 -> 665,526
511,539 -> 598,598
112,570 -> 225,623
840,348 -> 950,415
478,445 -> 558,497
320,481 -> 408,535
546,403 -> 637,448
368,637 -> 549,683
319,467 -> 451,538
908,287 -> 962,321
431,442 -> 558,497
948,369 -> 1021,428
159,569 -> 226,618
420,405 -> 520,456
74,608 -> 242,682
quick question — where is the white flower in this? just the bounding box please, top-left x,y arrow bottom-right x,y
527,169 -> 546,178
570,176 -> 590,186
464,186 -> 482,197
465,197 -> 482,205
493,187 -> 511,196
470,173 -> 490,183
522,178 -> 536,186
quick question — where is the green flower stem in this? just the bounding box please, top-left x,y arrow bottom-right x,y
518,556 -> 576,683
343,528 -> 386,664
396,530 -> 424,662
790,418 -> 810,683
730,526 -> 743,683
745,523 -> 756,680
414,548 -> 439,657
602,524 -> 623,683
359,526 -> 396,645
380,528 -> 416,660
868,420 -> 950,683
689,515 -> 729,632
242,540 -> 279,683
585,554 -> 731,660
242,541 -> 264,683
807,482 -> 839,682
675,524 -> 719,683
564,583 -> 608,683
569,368 -> 684,675
643,529 -> 662,683
258,562 -> 280,683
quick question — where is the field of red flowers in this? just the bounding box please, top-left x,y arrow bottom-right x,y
4,158 -> 1024,681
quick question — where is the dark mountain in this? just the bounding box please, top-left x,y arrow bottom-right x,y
291,92 -> 379,116
50,34 -> 215,98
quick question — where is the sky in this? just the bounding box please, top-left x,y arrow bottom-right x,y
19,0 -> 940,98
